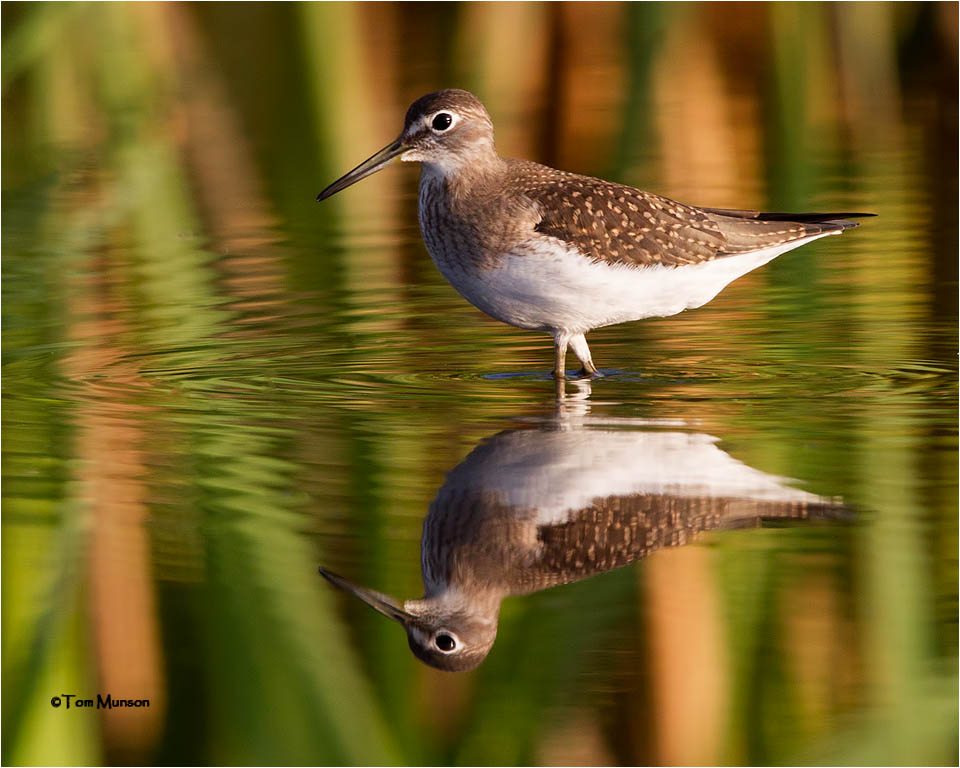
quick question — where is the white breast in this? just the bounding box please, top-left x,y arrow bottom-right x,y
444,429 -> 828,525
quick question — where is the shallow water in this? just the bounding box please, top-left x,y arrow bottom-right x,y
3,3 -> 958,766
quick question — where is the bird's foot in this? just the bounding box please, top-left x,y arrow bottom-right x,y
574,363 -> 600,379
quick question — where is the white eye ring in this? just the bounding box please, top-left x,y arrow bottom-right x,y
428,111 -> 459,133
434,632 -> 458,652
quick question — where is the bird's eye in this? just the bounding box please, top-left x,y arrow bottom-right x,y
431,112 -> 453,132
435,633 -> 456,652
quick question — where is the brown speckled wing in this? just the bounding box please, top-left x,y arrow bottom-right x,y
508,160 -> 853,267
422,486 -> 847,597
513,493 -> 847,594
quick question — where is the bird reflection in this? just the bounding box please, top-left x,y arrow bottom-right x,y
319,419 -> 846,671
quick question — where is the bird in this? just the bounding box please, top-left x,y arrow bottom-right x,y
317,89 -> 873,378
318,421 -> 849,672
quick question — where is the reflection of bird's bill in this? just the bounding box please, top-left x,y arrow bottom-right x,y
318,566 -> 414,625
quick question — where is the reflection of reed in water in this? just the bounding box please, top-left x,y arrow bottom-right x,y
321,425 -> 847,671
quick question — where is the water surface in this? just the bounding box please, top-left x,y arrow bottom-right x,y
3,3 -> 957,765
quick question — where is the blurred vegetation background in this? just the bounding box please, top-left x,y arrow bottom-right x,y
2,2 -> 957,766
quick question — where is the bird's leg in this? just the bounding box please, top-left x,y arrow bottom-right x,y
553,333 -> 569,379
554,376 -> 566,402
569,333 -> 599,378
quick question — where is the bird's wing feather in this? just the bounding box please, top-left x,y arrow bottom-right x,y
508,160 -> 864,267
699,206 -> 875,224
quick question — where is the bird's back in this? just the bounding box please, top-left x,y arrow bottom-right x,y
503,158 -> 862,268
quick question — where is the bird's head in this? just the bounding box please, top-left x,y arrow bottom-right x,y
317,89 -> 495,201
318,566 -> 498,672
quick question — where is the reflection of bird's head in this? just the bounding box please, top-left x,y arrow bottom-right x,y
403,601 -> 498,672
318,568 -> 498,672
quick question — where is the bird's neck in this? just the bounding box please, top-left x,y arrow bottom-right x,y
419,151 -> 506,201
407,584 -> 502,626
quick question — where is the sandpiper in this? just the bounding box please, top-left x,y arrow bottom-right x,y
318,89 -> 872,378
319,424 -> 847,671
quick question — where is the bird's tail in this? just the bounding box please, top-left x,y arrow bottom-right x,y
702,208 -> 876,231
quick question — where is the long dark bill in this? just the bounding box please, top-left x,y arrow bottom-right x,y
318,566 -> 414,624
316,138 -> 405,201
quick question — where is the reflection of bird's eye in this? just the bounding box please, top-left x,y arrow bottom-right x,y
435,633 -> 456,652
431,113 -> 453,131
